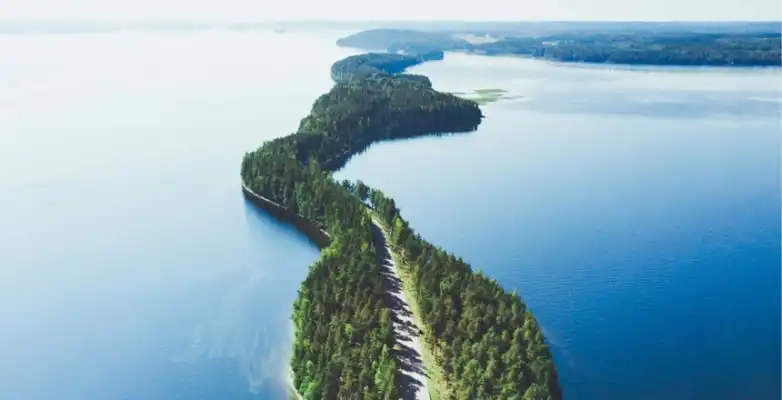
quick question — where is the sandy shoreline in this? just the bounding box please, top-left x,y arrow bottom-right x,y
371,217 -> 431,400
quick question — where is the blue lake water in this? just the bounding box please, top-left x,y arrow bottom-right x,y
0,29 -> 353,399
339,55 -> 782,400
0,27 -> 779,400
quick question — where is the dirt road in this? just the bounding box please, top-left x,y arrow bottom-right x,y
370,218 -> 430,400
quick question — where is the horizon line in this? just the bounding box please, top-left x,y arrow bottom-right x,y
0,19 -> 779,23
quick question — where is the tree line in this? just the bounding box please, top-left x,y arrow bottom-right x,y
331,53 -> 445,84
516,33 -> 782,66
353,181 -> 562,400
337,28 -> 782,67
240,54 -> 560,399
291,206 -> 399,399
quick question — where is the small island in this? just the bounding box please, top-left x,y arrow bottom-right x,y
241,53 -> 561,398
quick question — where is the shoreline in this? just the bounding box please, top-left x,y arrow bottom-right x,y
241,181 -> 331,249
436,49 -> 782,71
241,50 -> 560,398
242,54 -> 475,398
287,367 -> 303,400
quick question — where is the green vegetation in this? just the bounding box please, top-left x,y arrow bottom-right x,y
364,185 -> 561,399
240,54 -> 560,399
291,218 -> 399,399
338,28 -> 782,67
504,32 -> 781,66
330,52 -> 443,84
336,29 -> 459,51
451,88 -> 522,105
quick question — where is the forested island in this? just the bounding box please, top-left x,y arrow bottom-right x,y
241,53 -> 561,398
337,27 -> 782,67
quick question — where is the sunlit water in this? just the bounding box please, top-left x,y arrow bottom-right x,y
0,29 -> 355,399
1,27 -> 779,400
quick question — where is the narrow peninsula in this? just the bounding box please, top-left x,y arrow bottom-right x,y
241,53 -> 561,399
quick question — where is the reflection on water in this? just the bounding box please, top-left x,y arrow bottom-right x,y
173,201 -> 309,396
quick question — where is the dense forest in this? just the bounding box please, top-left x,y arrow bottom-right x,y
355,181 -> 562,399
240,54 -> 560,399
290,202 -> 400,399
331,52 -> 444,83
337,28 -> 782,66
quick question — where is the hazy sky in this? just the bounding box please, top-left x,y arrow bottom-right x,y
1,0 -> 780,21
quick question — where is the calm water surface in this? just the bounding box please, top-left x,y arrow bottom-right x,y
1,29 -> 779,400
339,54 -> 781,400
0,29 -> 354,399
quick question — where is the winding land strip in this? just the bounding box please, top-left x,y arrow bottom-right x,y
370,217 -> 431,400
244,179 -> 433,398
241,52 -> 560,398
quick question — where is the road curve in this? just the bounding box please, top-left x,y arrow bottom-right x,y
370,218 -> 431,400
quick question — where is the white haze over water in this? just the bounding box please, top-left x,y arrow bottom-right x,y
0,29 -> 354,186
0,28 -> 346,399
1,0 -> 780,21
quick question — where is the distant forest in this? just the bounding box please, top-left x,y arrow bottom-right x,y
337,27 -> 782,66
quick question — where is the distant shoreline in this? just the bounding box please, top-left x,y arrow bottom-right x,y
440,48 -> 782,70
336,28 -> 782,68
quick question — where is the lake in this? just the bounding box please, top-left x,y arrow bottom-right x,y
338,55 -> 781,399
0,28 -> 354,399
0,27 -> 779,400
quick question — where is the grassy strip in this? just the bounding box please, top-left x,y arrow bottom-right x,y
450,88 -> 523,105
474,88 -> 506,94
370,211 -> 451,400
